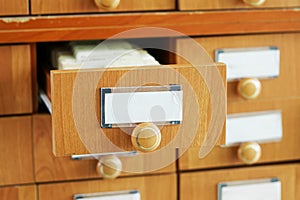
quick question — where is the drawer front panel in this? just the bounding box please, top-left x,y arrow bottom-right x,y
0,0 -> 29,16
0,185 -> 37,200
31,0 -> 175,14
39,174 -> 177,199
0,116 -> 34,186
180,164 -> 297,200
51,64 -> 226,156
0,45 -> 32,115
178,0 -> 300,10
176,33 -> 300,102
179,98 -> 300,170
34,114 -> 175,182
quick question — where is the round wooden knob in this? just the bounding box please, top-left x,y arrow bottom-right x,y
94,0 -> 120,9
96,156 -> 122,179
243,0 -> 266,6
131,123 -> 161,152
238,142 -> 262,164
237,78 -> 262,100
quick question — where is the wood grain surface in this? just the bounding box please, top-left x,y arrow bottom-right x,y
39,174 -> 177,200
0,10 -> 299,43
0,0 -> 28,16
50,64 -> 226,156
179,0 -> 300,10
0,116 -> 34,186
180,164 -> 298,200
0,185 -> 37,200
176,33 -> 300,102
0,45 -> 32,115
31,0 -> 175,14
179,98 -> 300,170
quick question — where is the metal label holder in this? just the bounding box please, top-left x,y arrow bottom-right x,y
100,84 -> 183,128
74,190 -> 140,200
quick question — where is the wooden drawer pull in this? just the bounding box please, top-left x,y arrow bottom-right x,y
238,142 -> 262,164
96,156 -> 122,179
243,0 -> 266,6
237,78 -> 262,100
94,0 -> 120,9
131,123 -> 161,152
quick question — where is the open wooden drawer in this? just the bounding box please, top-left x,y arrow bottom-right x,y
41,63 -> 226,159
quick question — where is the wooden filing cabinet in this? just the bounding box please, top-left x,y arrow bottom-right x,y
38,174 -> 177,199
33,114 -> 176,182
0,185 -> 37,200
0,0 -> 29,16
0,116 -> 34,186
178,0 -> 300,10
31,0 -> 175,14
0,45 -> 32,115
0,1 -> 299,199
180,164 -> 298,200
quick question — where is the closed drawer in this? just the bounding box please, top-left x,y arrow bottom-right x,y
0,45 -> 32,115
0,185 -> 37,200
0,0 -> 29,16
34,114 -> 176,182
180,164 -> 298,200
179,98 -> 300,170
0,116 -> 34,186
39,174 -> 176,199
176,33 -> 300,102
49,64 -> 226,156
178,0 -> 300,10
31,0 -> 175,14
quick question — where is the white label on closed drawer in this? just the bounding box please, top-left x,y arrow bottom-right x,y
226,110 -> 282,145
215,47 -> 280,81
218,178 -> 281,200
74,190 -> 140,200
102,87 -> 183,127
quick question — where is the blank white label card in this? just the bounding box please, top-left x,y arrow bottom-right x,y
218,178 -> 281,200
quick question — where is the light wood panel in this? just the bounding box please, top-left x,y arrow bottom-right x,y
31,0 -> 175,14
33,114 -> 175,182
297,164 -> 300,200
0,45 -> 32,115
180,164 -> 297,200
50,64 -> 226,156
179,98 -> 300,170
39,174 -> 176,200
176,33 -> 300,102
0,0 -> 28,16
179,0 -> 300,10
0,116 -> 34,186
0,10 -> 299,44
0,185 -> 37,200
